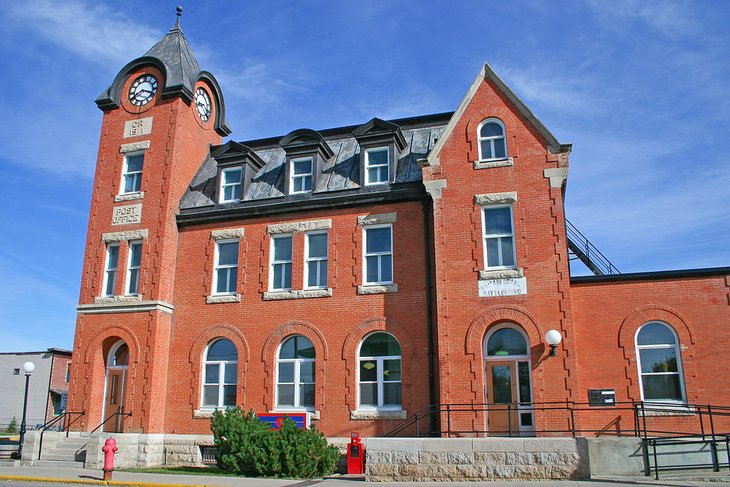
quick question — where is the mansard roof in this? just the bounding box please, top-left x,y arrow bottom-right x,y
95,9 -> 231,136
178,112 -> 451,220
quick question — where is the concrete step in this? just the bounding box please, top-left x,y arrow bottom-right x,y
41,451 -> 86,462
54,441 -> 90,450
36,459 -> 85,468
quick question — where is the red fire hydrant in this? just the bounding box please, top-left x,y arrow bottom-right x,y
102,438 -> 118,480
347,432 -> 365,475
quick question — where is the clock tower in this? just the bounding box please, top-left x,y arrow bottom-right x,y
67,8 -> 231,433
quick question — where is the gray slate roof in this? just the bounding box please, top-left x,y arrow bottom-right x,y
179,114 -> 450,211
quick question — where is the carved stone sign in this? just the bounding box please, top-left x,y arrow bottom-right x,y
112,204 -> 142,226
478,277 -> 527,297
124,117 -> 153,138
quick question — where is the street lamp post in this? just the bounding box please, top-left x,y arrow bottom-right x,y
17,361 -> 35,460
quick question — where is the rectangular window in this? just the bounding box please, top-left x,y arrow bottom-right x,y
122,153 -> 144,194
305,232 -> 328,289
482,206 -> 516,269
364,225 -> 393,284
126,241 -> 142,295
364,148 -> 389,185
65,364 -> 71,384
102,244 -> 119,297
290,157 -> 313,194
213,240 -> 239,294
270,235 -> 293,291
220,168 -> 242,203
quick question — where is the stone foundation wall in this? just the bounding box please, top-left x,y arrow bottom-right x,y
364,438 -> 590,481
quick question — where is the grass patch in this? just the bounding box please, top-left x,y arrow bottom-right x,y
121,466 -> 237,476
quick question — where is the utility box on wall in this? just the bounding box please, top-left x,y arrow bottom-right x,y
588,389 -> 616,406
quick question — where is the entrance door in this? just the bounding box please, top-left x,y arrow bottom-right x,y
103,341 -> 129,433
486,360 -> 519,435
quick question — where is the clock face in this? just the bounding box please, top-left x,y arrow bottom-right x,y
128,74 -> 158,106
195,88 -> 212,122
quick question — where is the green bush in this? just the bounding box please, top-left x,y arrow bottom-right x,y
211,408 -> 339,479
5,417 -> 18,434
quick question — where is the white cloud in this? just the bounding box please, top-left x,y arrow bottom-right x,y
586,0 -> 699,38
5,0 -> 159,66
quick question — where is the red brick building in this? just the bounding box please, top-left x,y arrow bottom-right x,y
67,14 -> 730,441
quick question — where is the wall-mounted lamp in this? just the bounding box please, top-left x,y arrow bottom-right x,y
545,330 -> 562,357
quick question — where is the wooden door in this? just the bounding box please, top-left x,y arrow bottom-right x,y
486,361 -> 519,436
103,369 -> 126,432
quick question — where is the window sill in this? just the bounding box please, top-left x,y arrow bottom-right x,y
357,284 -> 398,295
206,294 -> 241,304
637,403 -> 694,416
193,409 -> 219,419
263,289 -> 333,300
350,409 -> 407,420
94,295 -> 143,304
473,157 -> 513,170
479,268 -> 523,280
272,409 -> 321,420
115,192 -> 144,202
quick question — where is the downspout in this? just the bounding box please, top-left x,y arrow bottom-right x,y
422,197 -> 438,436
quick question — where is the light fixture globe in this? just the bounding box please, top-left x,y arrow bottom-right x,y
545,330 -> 562,357
22,361 -> 35,374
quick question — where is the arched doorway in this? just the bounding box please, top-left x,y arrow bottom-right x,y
103,340 -> 129,432
483,325 -> 533,436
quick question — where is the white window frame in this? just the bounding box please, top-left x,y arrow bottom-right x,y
363,224 -> 393,285
635,322 -> 687,404
477,118 -> 507,162
357,332 -> 402,411
364,147 -> 390,185
125,240 -> 142,295
270,234 -> 293,291
275,336 -> 316,410
102,243 -> 119,297
289,157 -> 314,194
219,168 -> 243,203
212,239 -> 239,295
481,205 -> 517,270
201,339 -> 238,409
304,231 -> 328,289
120,151 -> 144,195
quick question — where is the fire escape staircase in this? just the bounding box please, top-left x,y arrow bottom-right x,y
565,219 -> 620,276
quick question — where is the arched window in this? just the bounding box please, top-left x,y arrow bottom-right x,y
635,322 -> 685,402
108,341 -> 129,367
486,327 -> 528,356
202,338 -> 238,408
358,333 -> 401,409
277,335 -> 315,409
478,119 -> 507,161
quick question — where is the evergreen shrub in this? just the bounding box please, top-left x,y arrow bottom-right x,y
211,408 -> 339,478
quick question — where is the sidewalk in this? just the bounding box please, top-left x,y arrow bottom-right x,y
0,465 -> 728,486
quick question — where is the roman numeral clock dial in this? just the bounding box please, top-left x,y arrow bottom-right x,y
128,74 -> 158,106
195,87 -> 212,122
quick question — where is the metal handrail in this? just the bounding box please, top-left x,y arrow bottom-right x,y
38,411 -> 84,460
89,409 -> 132,435
565,218 -> 620,275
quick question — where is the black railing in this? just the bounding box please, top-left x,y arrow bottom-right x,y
89,408 -> 132,435
37,411 -> 84,460
565,218 -> 620,275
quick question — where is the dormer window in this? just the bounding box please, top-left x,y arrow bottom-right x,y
478,119 -> 507,161
220,168 -> 242,203
364,148 -> 390,186
290,157 -> 313,194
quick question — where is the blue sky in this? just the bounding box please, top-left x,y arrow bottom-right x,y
0,0 -> 728,352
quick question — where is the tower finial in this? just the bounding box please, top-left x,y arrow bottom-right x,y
173,6 -> 182,30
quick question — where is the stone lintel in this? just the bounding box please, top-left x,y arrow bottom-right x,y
424,179 -> 447,200
114,192 -> 144,202
474,191 -> 517,206
473,157 -> 514,170
544,167 -> 568,188
263,289 -> 333,300
479,268 -> 523,280
357,212 -> 397,226
357,284 -> 399,295
206,294 -> 241,304
350,409 -> 407,420
267,219 -> 332,234
211,228 -> 245,240
77,300 -> 174,314
120,140 -> 151,153
102,229 -> 149,243
94,295 -> 142,304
